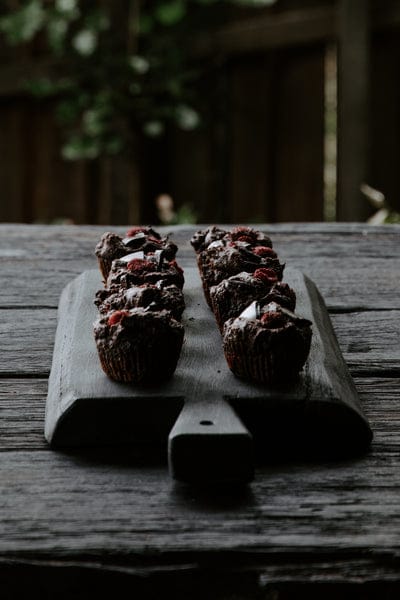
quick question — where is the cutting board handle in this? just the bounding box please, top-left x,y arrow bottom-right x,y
168,397 -> 254,484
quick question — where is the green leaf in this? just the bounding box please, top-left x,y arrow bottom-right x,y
175,104 -> 200,130
167,78 -> 182,97
55,0 -> 80,20
56,0 -> 78,12
143,121 -> 164,137
138,14 -> 153,34
175,204 -> 197,224
56,99 -> 81,124
46,17 -> 68,54
154,0 -> 186,26
105,137 -> 123,155
24,77 -> 58,97
0,0 -> 46,44
129,82 -> 142,95
231,0 -> 277,5
82,109 -> 105,136
72,29 -> 97,56
62,136 -> 100,160
129,55 -> 150,74
84,9 -> 110,32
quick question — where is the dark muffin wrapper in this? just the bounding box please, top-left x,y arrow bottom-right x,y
96,337 -> 183,383
223,318 -> 312,385
93,309 -> 184,383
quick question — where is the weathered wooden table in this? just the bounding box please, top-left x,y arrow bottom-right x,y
1,223 -> 400,598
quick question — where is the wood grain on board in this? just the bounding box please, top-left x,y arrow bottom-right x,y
0,223 -> 399,592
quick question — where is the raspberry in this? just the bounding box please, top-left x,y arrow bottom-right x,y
231,226 -> 256,242
147,236 -> 162,245
253,268 -> 278,285
260,311 -> 286,328
236,235 -> 255,244
252,246 -> 277,258
127,258 -> 154,275
169,259 -> 184,275
108,310 -> 129,326
126,226 -> 146,237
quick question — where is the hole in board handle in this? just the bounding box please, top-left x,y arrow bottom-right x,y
200,420 -> 214,426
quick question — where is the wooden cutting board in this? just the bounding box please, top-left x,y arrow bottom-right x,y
45,266 -> 372,484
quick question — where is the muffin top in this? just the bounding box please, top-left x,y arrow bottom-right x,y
199,244 -> 284,286
107,253 -> 185,289
223,301 -> 311,339
210,271 -> 296,317
94,281 -> 185,319
190,226 -> 272,254
95,228 -> 177,261
94,308 -> 184,349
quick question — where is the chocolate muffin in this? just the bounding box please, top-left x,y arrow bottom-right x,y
223,301 -> 312,384
107,254 -> 185,290
198,243 -> 284,306
95,281 -> 185,321
210,270 -> 296,330
95,227 -> 177,282
191,225 -> 273,254
93,308 -> 184,383
228,226 -> 273,248
190,226 -> 229,253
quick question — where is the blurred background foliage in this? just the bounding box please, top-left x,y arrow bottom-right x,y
1,0 -> 399,226
0,0 -> 275,162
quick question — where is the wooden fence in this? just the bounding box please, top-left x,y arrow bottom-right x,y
0,0 -> 400,225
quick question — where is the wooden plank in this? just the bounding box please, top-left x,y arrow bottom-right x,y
0,444 -> 396,559
370,29 -> 400,212
0,380 -> 48,450
93,158 -> 112,225
0,308 -> 56,376
0,58 -> 56,97
0,102 -> 26,222
330,310 -> 400,375
2,222 -> 400,246
3,225 -> 398,263
373,0 -> 400,32
273,45 -> 325,221
53,133 -> 88,225
229,55 -> 274,222
192,6 -> 336,57
3,304 -> 400,377
108,155 -> 141,225
0,375 -> 395,451
337,0 -> 371,221
0,376 -> 394,451
169,124 -> 224,224
0,260 -> 95,307
1,253 -> 400,309
195,45 -> 325,223
287,258 -> 400,311
29,103 -> 55,222
1,224 -> 400,311
45,267 -> 371,484
192,0 -> 400,60
2,223 -> 400,585
0,100 -> 90,225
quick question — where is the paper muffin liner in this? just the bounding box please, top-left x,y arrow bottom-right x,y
96,333 -> 183,383
223,322 -> 311,385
